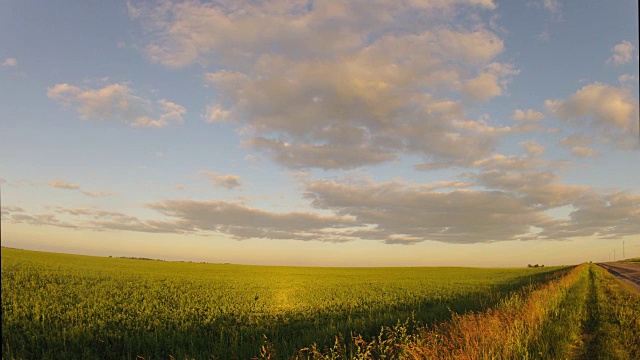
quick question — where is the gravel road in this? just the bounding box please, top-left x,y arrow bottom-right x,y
596,262 -> 640,292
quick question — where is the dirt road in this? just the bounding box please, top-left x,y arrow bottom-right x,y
597,262 -> 640,292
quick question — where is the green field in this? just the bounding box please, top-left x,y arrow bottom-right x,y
1,248 -> 570,359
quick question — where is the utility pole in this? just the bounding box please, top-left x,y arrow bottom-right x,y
623,240 -> 625,260
614,249 -> 616,261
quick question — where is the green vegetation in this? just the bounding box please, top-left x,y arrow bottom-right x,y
576,264 -> 640,359
2,248 -> 568,359
312,263 -> 640,360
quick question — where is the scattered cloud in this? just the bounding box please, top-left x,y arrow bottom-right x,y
558,135 -> 593,148
48,180 -> 80,190
130,0 -> 516,169
618,74 -> 639,87
607,40 -> 636,65
146,199 -> 357,241
81,190 -> 117,197
512,109 -> 545,121
546,83 -> 639,149
47,82 -> 185,128
542,0 -> 562,20
570,146 -> 597,158
7,172 -> 639,244
198,171 -> 242,189
2,57 -> 17,67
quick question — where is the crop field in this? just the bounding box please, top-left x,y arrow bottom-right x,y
2,248 -> 638,359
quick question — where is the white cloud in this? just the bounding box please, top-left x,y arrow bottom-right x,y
131,0 -> 514,169
198,171 -> 242,190
203,104 -> 231,123
569,146 -> 597,158
558,135 -> 592,148
512,109 -> 545,121
304,177 -> 576,244
48,180 -> 80,190
47,83 -> 185,128
607,40 -> 636,65
2,57 -> 17,67
618,74 -> 639,87
546,83 -> 639,149
146,199 -> 357,241
462,72 -> 502,101
542,0 -> 562,19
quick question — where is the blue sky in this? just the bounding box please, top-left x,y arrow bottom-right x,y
1,0 -> 638,266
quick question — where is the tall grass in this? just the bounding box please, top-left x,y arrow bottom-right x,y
577,264 -> 640,359
300,263 -> 639,360
1,248 -> 568,359
303,264 -> 588,360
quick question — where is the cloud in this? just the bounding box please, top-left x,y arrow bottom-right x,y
538,191 -> 640,240
462,72 -> 502,101
2,57 -> 17,67
7,176 -> 639,244
146,199 -> 357,241
512,109 -> 545,121
47,82 -> 185,128
203,104 -> 231,123
521,140 -> 545,157
569,146 -> 597,158
607,40 -> 636,65
48,180 -> 80,190
546,83 -> 639,149
542,0 -> 562,19
304,178 -> 556,244
81,190 -> 117,197
618,74 -> 639,87
131,0 -> 514,169
558,135 -> 592,148
198,171 -> 243,189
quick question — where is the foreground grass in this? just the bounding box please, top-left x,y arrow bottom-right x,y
576,264 -> 640,360
2,248 -> 567,359
300,263 -> 640,360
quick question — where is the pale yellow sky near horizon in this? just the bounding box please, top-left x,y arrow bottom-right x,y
3,223 -> 638,267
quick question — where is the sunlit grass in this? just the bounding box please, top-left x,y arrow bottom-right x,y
2,248 -> 568,359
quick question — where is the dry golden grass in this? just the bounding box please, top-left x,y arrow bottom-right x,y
404,264 -> 588,359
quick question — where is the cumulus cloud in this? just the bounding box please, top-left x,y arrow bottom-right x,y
512,109 -> 545,121
47,82 -> 185,128
607,40 -> 636,65
2,57 -> 17,67
49,180 -> 80,190
546,83 -> 639,149
198,171 -> 243,189
130,0 -> 514,169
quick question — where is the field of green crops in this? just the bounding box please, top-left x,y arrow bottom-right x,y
2,248 -> 571,359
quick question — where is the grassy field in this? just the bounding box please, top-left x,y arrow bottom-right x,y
2,248 -> 570,359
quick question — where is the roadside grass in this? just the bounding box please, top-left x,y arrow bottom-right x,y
577,264 -> 640,360
298,264 -> 588,359
308,263 -> 637,360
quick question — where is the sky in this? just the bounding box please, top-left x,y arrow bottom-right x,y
1,0 -> 639,267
